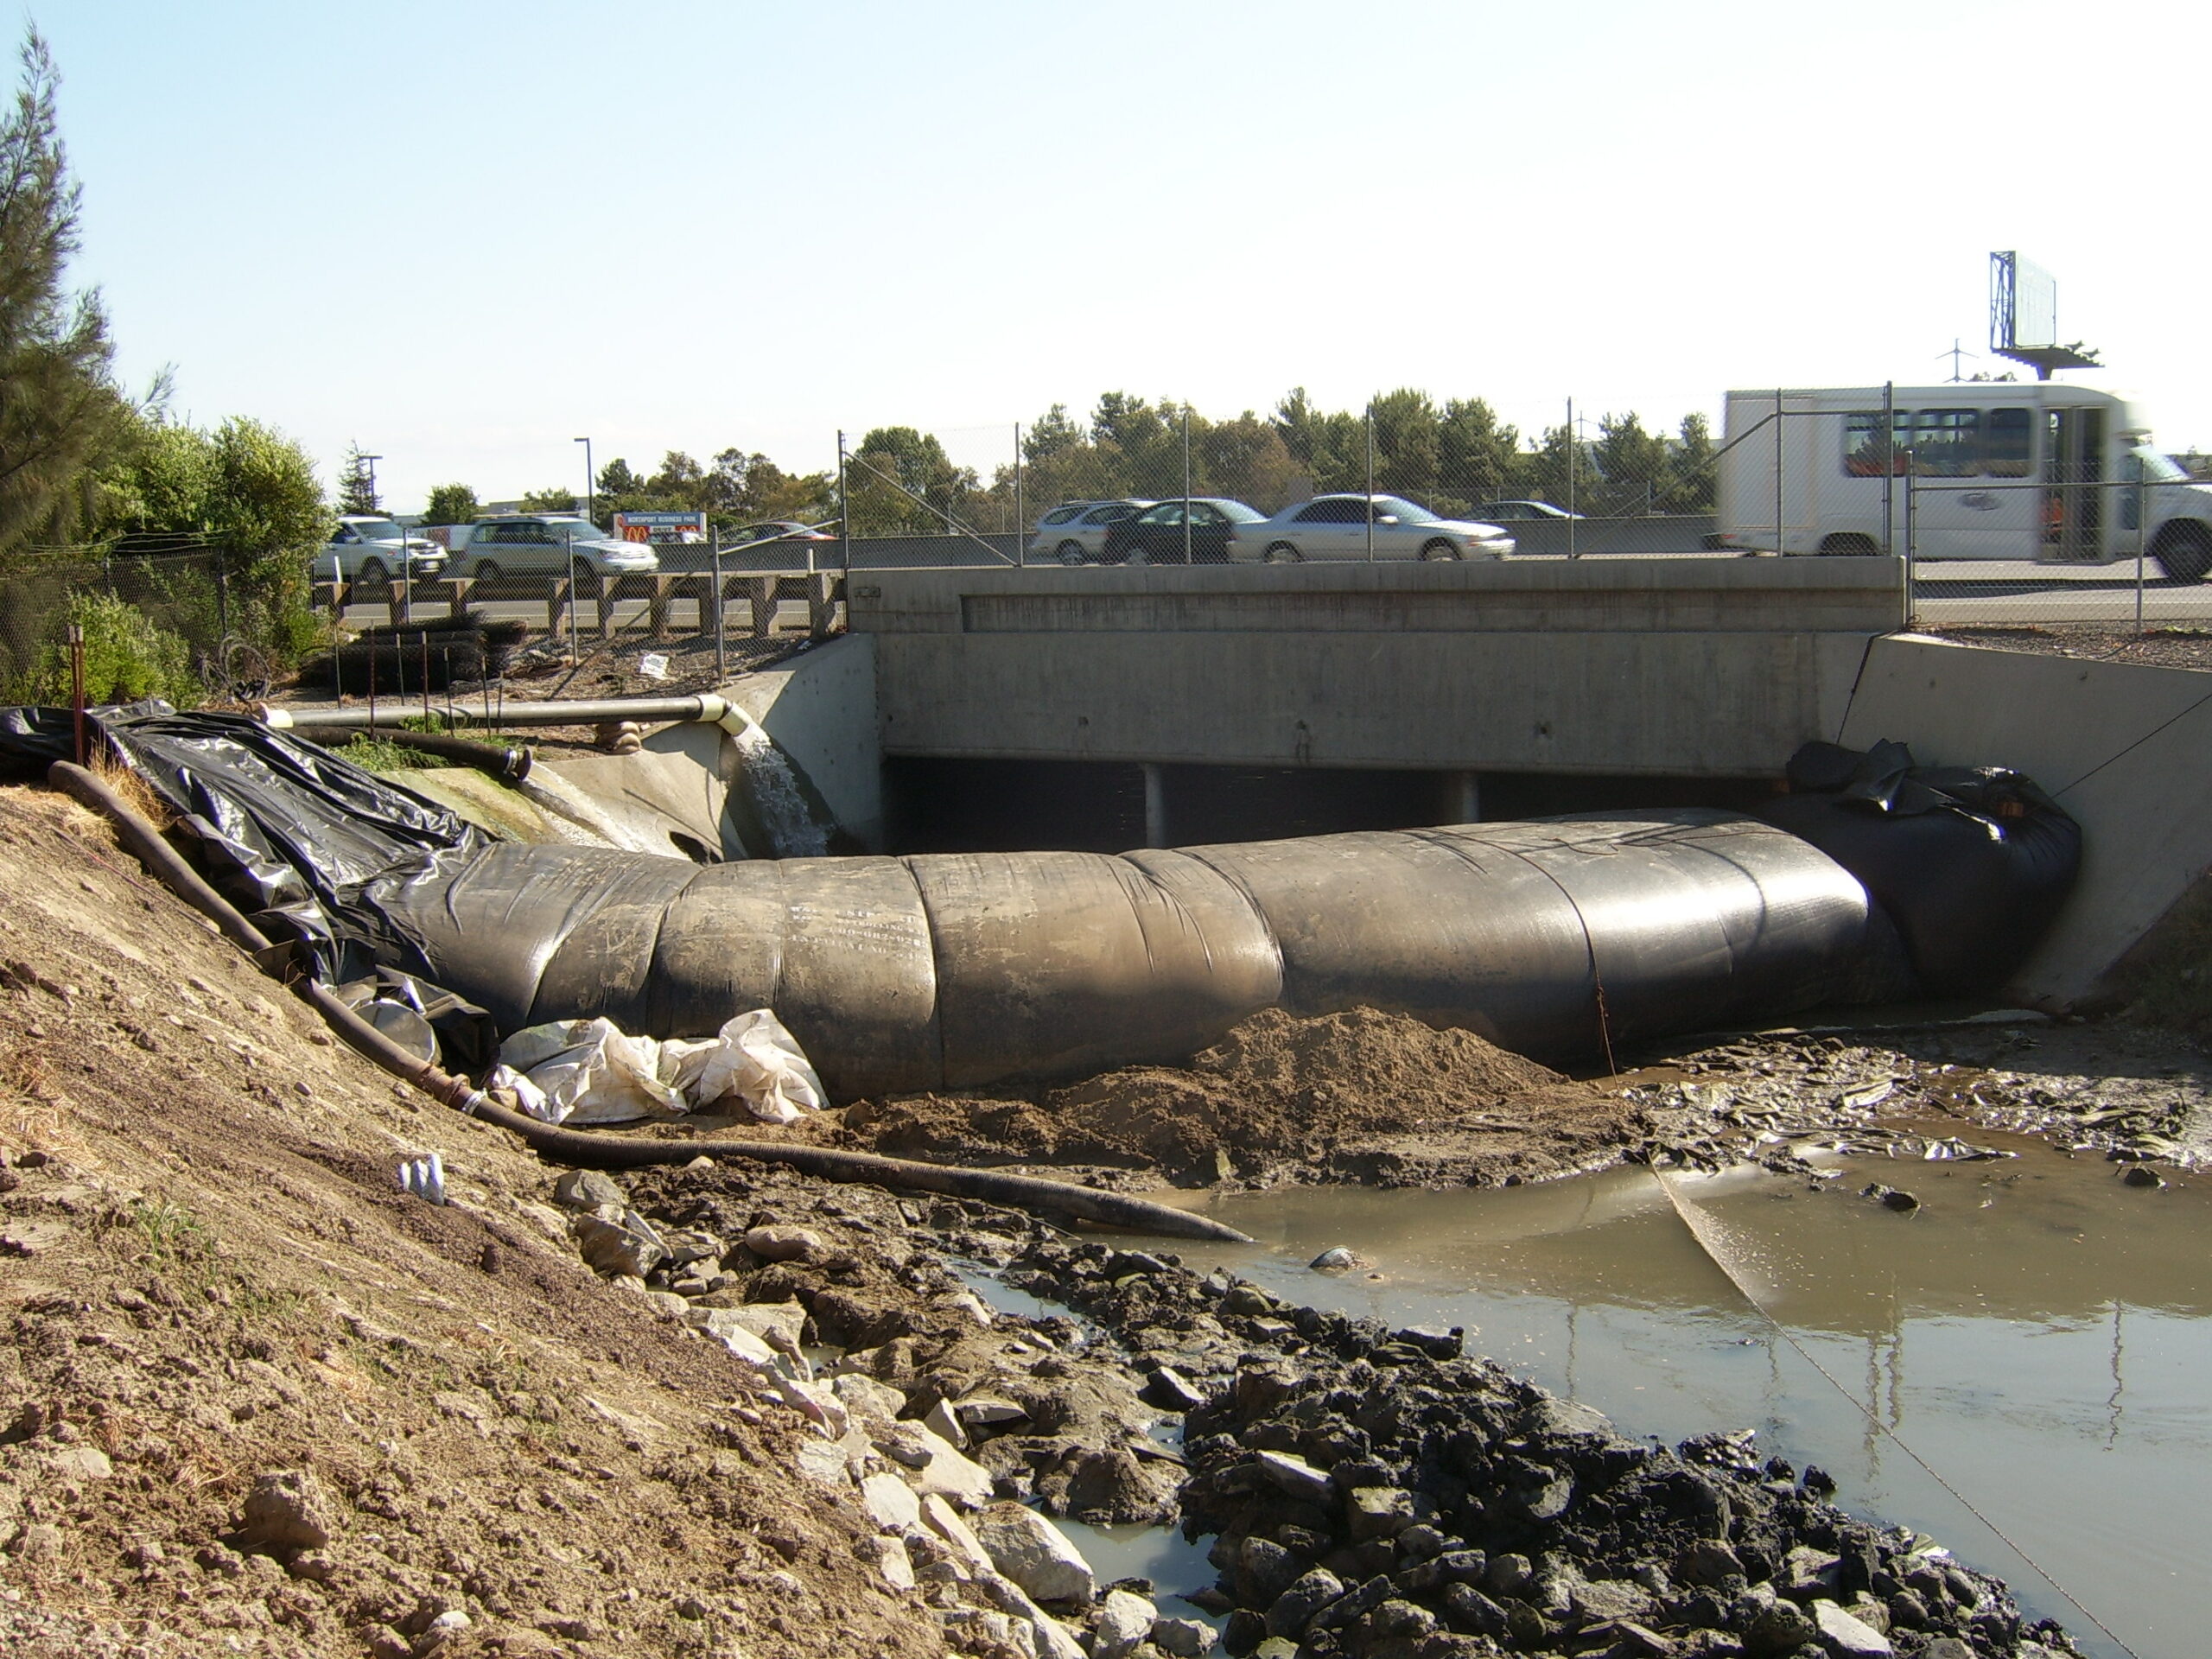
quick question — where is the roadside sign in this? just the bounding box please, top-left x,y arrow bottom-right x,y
613,511 -> 709,544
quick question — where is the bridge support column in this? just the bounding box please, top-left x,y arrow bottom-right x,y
1446,770 -> 1481,825
1142,762 -> 1167,849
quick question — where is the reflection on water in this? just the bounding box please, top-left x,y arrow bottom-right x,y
1148,1131 -> 2210,1659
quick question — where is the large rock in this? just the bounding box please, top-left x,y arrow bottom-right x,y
881,1423 -> 995,1508
1742,1596 -> 1821,1656
1092,1588 -> 1157,1659
744,1224 -> 825,1262
971,1569 -> 1087,1659
238,1470 -> 337,1552
713,1300 -> 807,1351
552,1170 -> 624,1211
919,1492 -> 996,1576
1345,1484 -> 1414,1541
572,1212 -> 664,1277
1234,1535 -> 1300,1607
685,1309 -> 782,1366
1249,1450 -> 1333,1506
1152,1616 -> 1218,1656
1810,1599 -> 1894,1656
831,1373 -> 907,1425
1266,1567 -> 1344,1637
860,1471 -> 923,1534
969,1502 -> 1096,1604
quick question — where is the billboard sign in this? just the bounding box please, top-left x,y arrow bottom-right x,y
613,510 -> 709,544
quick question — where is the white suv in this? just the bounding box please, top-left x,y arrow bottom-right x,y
462,516 -> 661,579
315,516 -> 448,590
1027,499 -> 1153,565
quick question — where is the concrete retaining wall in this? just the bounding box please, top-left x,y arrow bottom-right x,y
854,558 -> 1904,778
1837,634 -> 2212,1008
722,636 -> 885,849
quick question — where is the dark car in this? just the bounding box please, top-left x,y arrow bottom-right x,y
735,520 -> 836,546
1468,499 -> 1582,521
1100,497 -> 1267,564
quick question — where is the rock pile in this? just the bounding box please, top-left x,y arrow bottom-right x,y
1006,1238 -> 2085,1659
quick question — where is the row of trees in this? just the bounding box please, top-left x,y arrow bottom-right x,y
426,399 -> 1716,547
0,30 -> 331,696
838,391 -> 1717,538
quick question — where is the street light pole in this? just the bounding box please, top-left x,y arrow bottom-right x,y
575,436 -> 594,527
360,454 -> 393,617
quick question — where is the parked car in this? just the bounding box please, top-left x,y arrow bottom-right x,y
1228,494 -> 1516,563
313,516 -> 448,590
1468,499 -> 1582,521
462,515 -> 660,579
1027,499 -> 1153,564
1100,498 -> 1266,564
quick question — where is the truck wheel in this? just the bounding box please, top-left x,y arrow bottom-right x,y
2153,524 -> 2212,582
356,557 -> 390,596
1818,534 -> 1878,556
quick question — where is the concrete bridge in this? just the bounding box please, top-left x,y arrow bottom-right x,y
851,554 -> 1903,779
719,554 -> 2207,1017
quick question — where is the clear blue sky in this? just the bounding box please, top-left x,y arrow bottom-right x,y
41,0 -> 2212,510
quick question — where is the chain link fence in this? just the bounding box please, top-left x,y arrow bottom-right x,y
827,391 -> 2212,632
0,545 -> 322,707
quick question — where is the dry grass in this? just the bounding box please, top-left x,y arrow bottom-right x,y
90,747 -> 177,830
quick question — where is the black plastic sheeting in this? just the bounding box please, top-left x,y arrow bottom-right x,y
1754,740 -> 2082,996
0,708 -> 2081,1095
0,702 -> 487,985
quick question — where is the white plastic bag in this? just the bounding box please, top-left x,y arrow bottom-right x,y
494,1017 -> 689,1125
664,1009 -> 827,1126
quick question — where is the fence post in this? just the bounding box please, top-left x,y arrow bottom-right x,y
1364,404 -> 1375,563
1904,453 -> 1918,599
2137,463 -> 2149,634
1881,382 -> 1895,556
713,525 -> 726,683
1565,397 -> 1576,560
1773,386 -> 1785,556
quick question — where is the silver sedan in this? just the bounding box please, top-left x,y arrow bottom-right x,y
1227,494 -> 1515,562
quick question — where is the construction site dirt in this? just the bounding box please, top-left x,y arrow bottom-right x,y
5,774 -> 2208,1656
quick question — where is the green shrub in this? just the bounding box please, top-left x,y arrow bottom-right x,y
16,590 -> 198,707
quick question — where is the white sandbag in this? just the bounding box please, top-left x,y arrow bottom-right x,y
495,1017 -> 688,1125
663,1009 -> 827,1125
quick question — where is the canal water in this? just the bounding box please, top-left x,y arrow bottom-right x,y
1087,1127 -> 2208,1659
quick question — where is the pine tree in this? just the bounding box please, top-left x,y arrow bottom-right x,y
0,29 -> 127,553
336,442 -> 380,514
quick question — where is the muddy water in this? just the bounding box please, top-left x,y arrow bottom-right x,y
1135,1129 -> 2209,1659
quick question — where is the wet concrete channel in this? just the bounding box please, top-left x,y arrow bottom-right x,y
1001,1128 -> 2202,1659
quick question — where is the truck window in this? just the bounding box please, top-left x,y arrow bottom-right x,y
1911,409 -> 1980,477
1843,411 -> 1908,477
1986,408 -> 2032,478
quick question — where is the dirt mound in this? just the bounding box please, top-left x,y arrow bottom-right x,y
843,1007 -> 1628,1187
0,785 -> 934,1659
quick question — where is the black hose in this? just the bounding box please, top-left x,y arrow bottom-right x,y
47,760 -> 1251,1244
302,726 -> 533,783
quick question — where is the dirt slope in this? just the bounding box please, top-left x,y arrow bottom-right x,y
0,784 -> 938,1659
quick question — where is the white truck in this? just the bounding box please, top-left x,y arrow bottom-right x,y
1715,383 -> 2212,582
